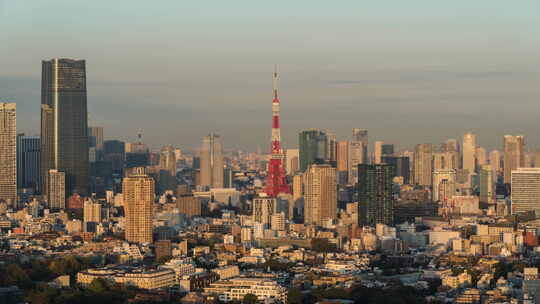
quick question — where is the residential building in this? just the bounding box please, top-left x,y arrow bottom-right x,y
358,164 -> 394,226
0,103 -> 17,205
124,167 -> 154,244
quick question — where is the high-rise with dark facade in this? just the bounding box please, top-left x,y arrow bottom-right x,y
17,134 -> 41,192
299,129 -> 328,172
381,156 -> 410,184
41,59 -> 89,198
358,164 -> 394,226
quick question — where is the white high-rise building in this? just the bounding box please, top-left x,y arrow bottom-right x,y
304,164 -> 337,225
48,169 -> 65,209
200,133 -> 224,189
252,196 -> 276,226
462,132 -> 476,174
511,168 -> 540,214
432,170 -> 456,202
374,141 -> 383,164
489,149 -> 502,181
285,149 -> 299,175
504,135 -> 525,184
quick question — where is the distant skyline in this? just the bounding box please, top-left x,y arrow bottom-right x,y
1,1 -> 539,152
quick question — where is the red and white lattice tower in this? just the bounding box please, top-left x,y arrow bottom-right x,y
263,66 -> 290,196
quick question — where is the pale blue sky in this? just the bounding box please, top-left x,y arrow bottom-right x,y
1,0 -> 539,152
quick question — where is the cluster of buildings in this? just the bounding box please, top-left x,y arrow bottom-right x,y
4,59 -> 540,304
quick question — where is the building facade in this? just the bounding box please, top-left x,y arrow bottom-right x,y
48,169 -> 65,209
0,103 -> 17,206
462,132 -> 476,174
413,143 -> 433,186
124,167 -> 155,244
200,133 -> 224,189
358,164 -> 394,226
504,135 -> 525,184
511,168 -> 540,215
17,134 -> 40,193
299,129 -> 328,172
303,164 -> 337,225
41,58 -> 89,197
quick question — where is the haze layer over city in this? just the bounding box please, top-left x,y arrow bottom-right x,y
2,2 -> 540,304
2,1 -> 540,151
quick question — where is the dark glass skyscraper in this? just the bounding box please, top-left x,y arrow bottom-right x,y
381,156 -> 410,184
41,58 -> 89,197
299,129 -> 328,172
358,164 -> 394,226
17,134 -> 41,192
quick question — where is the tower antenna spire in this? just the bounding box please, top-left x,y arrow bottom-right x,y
273,64 -> 278,100
264,65 -> 290,197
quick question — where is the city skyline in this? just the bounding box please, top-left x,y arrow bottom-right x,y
1,1 -> 539,151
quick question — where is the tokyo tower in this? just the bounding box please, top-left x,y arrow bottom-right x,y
263,67 -> 290,196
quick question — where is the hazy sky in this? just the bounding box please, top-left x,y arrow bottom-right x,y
1,1 -> 539,152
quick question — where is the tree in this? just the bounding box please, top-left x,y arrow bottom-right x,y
311,239 -> 337,253
3,264 -> 31,288
156,255 -> 172,265
88,278 -> 110,293
242,293 -> 258,304
287,288 -> 304,304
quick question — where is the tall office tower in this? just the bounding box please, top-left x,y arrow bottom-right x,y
374,141 -> 383,164
352,128 -> 368,163
462,132 -> 476,174
381,144 -> 394,157
432,170 -> 457,202
292,173 -> 303,202
264,68 -> 290,197
503,135 -> 525,184
41,59 -> 89,197
303,164 -> 337,225
159,145 -> 177,192
358,164 -> 394,226
48,169 -> 65,210
291,173 -> 303,219
0,103 -> 17,206
476,147 -> 487,168
535,149 -> 540,168
299,129 -> 328,172
479,165 -> 494,204
413,144 -> 433,186
348,141 -> 364,184
285,149 -> 299,175
525,152 -> 534,168
252,196 -> 277,225
17,134 -> 41,192
489,150 -> 502,177
325,131 -> 337,162
88,126 -> 104,151
200,133 -> 224,189
381,156 -> 410,184
444,139 -> 460,153
104,140 -> 125,174
433,151 -> 458,171
511,168 -> 540,214
223,167 -> 233,188
336,141 -> 349,185
123,167 -> 154,244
